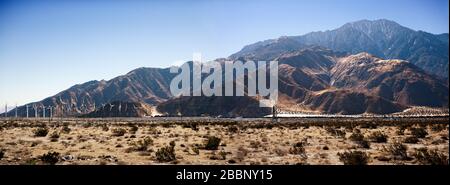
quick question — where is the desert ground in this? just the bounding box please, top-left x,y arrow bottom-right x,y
0,117 -> 448,165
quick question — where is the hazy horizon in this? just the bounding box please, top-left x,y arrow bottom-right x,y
0,0 -> 449,111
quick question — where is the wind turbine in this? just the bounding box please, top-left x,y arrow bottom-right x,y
33,104 -> 37,118
100,103 -> 105,118
55,104 -> 59,117
118,102 -> 122,115
109,103 -> 115,118
57,103 -> 64,121
4,103 -> 6,118
26,105 -> 29,118
60,104 -> 64,118
109,103 -> 114,111
58,97 -> 67,117
15,104 -> 17,118
42,105 -> 46,118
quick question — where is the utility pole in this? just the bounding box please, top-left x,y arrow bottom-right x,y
272,105 -> 277,122
56,104 -> 63,123
59,104 -> 62,122
101,103 -> 105,118
178,95 -> 183,120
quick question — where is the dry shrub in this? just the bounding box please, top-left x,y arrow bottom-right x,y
410,127 -> 428,138
338,151 -> 369,165
403,136 -> 419,144
368,131 -> 388,143
131,137 -> 153,151
413,148 -> 448,165
34,127 -> 49,137
385,142 -> 409,160
155,141 -> 176,162
40,151 -> 60,165
204,136 -> 221,150
111,128 -> 126,136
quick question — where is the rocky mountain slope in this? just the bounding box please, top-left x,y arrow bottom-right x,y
330,53 -> 448,107
157,47 -> 447,116
5,67 -> 175,117
275,49 -> 447,115
231,19 -> 449,78
5,48 -> 447,117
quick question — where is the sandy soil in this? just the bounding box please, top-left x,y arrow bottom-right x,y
0,118 -> 448,165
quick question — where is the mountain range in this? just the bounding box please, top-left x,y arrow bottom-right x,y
231,19 -> 449,79
2,19 -> 448,117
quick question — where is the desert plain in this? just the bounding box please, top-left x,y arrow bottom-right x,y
0,117 -> 448,165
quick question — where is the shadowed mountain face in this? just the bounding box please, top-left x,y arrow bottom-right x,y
231,19 -> 449,78
302,89 -> 406,115
3,19 -> 448,117
82,101 -> 153,117
157,96 -> 271,118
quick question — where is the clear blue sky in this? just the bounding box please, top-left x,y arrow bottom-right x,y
0,0 -> 448,109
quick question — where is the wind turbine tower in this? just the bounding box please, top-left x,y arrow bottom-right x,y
34,105 -> 37,118
118,102 -> 122,115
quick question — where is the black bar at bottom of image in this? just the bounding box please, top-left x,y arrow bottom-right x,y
0,165 -> 447,184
